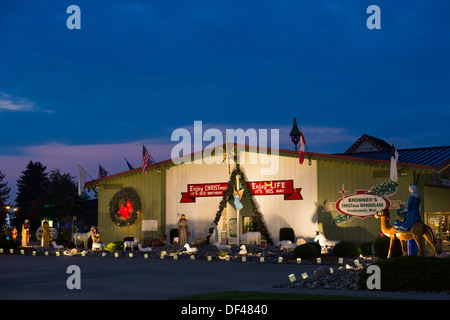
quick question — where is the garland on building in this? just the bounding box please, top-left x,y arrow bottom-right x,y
109,187 -> 142,227
206,166 -> 272,245
369,180 -> 399,198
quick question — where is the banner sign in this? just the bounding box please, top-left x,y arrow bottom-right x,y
180,183 -> 229,203
335,189 -> 390,219
248,180 -> 303,200
180,180 -> 302,203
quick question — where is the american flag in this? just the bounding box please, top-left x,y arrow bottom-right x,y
142,145 -> 151,176
98,164 -> 108,179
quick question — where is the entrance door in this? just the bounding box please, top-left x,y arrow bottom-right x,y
226,193 -> 256,242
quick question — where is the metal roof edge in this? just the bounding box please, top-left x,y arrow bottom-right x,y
84,144 -> 438,188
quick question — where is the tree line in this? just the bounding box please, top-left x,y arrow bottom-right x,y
0,161 -> 89,232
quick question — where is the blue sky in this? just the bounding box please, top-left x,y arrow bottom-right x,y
0,1 -> 449,200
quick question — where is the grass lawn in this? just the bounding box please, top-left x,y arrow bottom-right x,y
171,290 -> 390,300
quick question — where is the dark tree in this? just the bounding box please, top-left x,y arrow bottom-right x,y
45,169 -> 88,225
0,169 -> 11,227
15,161 -> 48,226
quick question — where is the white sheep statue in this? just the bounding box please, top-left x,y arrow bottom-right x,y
124,237 -> 139,251
239,231 -> 261,245
138,244 -> 152,252
281,243 -> 298,251
184,243 -> 198,253
215,243 -> 232,250
277,240 -> 292,246
51,241 -> 64,249
92,242 -> 106,251
238,245 -> 247,255
173,237 -> 179,245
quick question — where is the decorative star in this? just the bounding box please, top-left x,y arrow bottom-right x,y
338,184 -> 348,198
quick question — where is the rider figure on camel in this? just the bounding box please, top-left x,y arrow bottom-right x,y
395,184 -> 421,232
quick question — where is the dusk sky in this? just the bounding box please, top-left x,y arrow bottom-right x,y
1,1 -> 449,200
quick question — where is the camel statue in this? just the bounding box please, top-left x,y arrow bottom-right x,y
374,209 -> 439,258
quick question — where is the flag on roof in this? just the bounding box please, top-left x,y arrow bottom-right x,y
78,165 -> 90,196
390,141 -> 399,182
124,158 -> 134,170
98,164 -> 108,179
299,129 -> 306,165
142,145 -> 151,176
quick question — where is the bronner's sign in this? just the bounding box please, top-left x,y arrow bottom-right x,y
335,189 -> 391,219
180,180 -> 303,203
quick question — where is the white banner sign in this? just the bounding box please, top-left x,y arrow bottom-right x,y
335,190 -> 391,219
141,219 -> 158,232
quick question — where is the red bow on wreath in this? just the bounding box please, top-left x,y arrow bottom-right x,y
118,200 -> 133,219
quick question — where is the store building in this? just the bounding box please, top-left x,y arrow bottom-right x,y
84,135 -> 450,247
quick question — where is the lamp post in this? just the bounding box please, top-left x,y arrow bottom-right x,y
289,117 -> 301,151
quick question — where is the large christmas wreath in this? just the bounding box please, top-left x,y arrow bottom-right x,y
109,187 -> 142,227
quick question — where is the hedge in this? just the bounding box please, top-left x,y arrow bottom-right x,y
294,243 -> 320,259
279,228 -> 295,243
333,241 -> 361,257
359,256 -> 450,292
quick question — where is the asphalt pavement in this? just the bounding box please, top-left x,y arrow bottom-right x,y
0,254 -> 448,300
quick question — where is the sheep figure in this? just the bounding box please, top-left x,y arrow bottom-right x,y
215,243 -> 232,250
184,243 -> 198,253
138,244 -> 152,252
51,241 -> 64,249
239,231 -> 261,245
92,242 -> 106,251
124,237 -> 139,251
281,243 -> 298,251
173,237 -> 179,245
277,240 -> 292,247
239,245 -> 247,255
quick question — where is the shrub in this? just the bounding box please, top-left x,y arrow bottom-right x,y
61,226 -> 73,242
106,241 -> 124,252
279,228 -> 295,243
0,239 -> 20,250
309,241 -> 322,255
218,250 -> 229,257
373,236 -> 402,259
294,243 -> 320,259
359,256 -> 450,292
360,242 -> 373,256
333,241 -> 361,257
